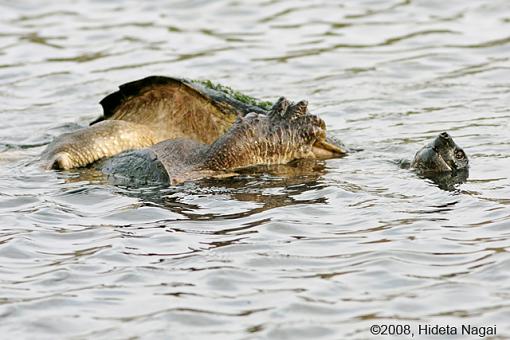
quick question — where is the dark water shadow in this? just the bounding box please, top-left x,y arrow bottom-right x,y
63,159 -> 330,221
417,169 -> 469,192
148,159 -> 329,221
397,159 -> 469,192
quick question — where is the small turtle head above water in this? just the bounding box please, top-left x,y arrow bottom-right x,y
409,132 -> 469,191
411,132 -> 468,173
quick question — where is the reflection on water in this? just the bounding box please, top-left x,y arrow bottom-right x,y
1,0 -> 510,339
417,169 -> 470,192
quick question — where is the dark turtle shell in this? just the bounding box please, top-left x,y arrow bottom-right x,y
91,75 -> 347,157
92,76 -> 269,145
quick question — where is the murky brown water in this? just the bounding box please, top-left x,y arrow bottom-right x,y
1,0 -> 510,339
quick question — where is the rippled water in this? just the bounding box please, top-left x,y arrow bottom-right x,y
1,0 -> 510,339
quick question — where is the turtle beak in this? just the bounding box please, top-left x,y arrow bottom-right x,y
312,136 -> 348,159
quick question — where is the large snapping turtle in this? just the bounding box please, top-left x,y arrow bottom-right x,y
41,76 -> 346,183
99,98 -> 331,184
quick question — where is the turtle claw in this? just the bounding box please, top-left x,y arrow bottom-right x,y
288,100 -> 309,118
269,97 -> 291,118
269,97 -> 310,120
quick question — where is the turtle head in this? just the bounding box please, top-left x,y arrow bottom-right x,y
412,132 -> 468,172
411,132 -> 469,190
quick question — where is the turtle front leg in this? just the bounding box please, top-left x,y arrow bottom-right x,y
202,97 -> 328,171
41,120 -> 157,170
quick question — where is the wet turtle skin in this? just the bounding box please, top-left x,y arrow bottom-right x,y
99,98 -> 333,185
411,132 -> 469,190
42,76 -> 347,171
411,132 -> 468,172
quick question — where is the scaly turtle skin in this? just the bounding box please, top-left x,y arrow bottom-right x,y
99,98 -> 332,185
41,76 -> 347,170
410,132 -> 469,190
411,132 -> 468,172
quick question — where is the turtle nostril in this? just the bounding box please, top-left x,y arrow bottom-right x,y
440,132 -> 450,139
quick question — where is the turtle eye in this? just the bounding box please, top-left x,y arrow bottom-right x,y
455,149 -> 465,159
